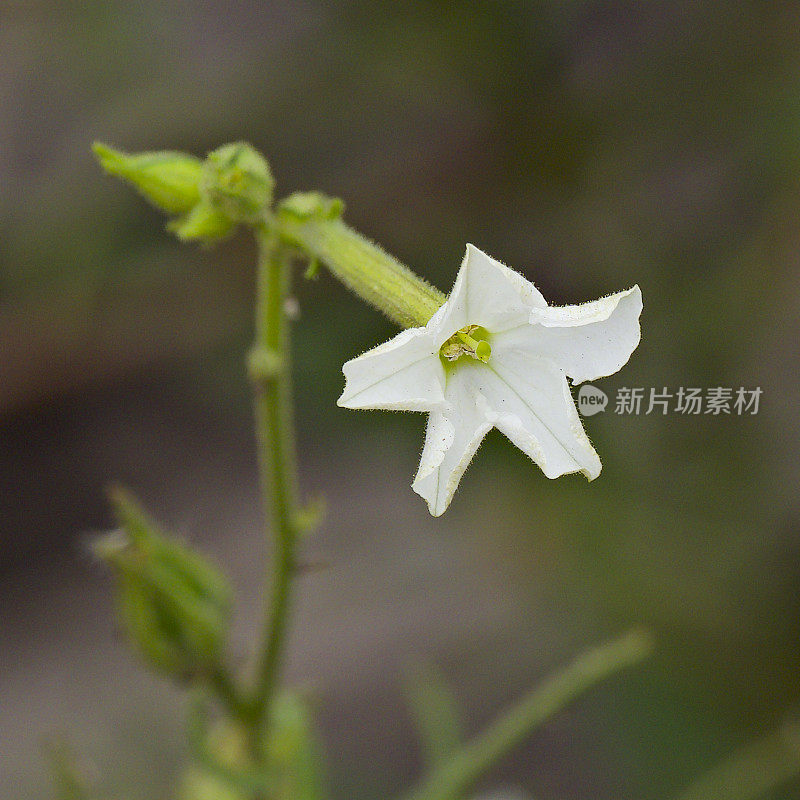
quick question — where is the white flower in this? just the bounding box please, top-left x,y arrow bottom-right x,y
338,244 -> 642,516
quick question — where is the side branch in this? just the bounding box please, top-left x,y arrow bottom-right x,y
401,628 -> 653,800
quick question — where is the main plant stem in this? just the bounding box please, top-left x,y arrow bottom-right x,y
241,207 -> 441,752
246,224 -> 300,744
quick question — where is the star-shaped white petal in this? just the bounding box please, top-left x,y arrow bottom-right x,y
338,244 -> 642,516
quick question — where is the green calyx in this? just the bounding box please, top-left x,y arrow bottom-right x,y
440,325 -> 492,364
168,201 -> 236,243
92,486 -> 232,682
278,190 -> 344,222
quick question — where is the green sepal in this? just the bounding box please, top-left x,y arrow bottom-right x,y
168,200 -> 236,244
275,193 -> 444,329
277,191 -> 344,222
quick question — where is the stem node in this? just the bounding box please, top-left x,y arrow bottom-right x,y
247,345 -> 285,384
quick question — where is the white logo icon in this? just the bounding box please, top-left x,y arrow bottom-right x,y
577,385 -> 608,416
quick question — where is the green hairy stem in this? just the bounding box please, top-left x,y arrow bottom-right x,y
277,199 -> 445,328
246,227 -> 301,741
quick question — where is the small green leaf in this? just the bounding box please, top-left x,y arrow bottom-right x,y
403,663 -> 463,768
43,739 -> 93,800
265,692 -> 327,800
303,257 -> 321,280
183,693 -> 327,800
401,629 -> 653,800
291,495 -> 326,537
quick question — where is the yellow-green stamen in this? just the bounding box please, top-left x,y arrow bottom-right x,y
457,330 -> 491,362
441,325 -> 492,363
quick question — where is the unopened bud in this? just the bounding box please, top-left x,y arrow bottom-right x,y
93,142 -> 202,215
202,142 -> 274,225
93,487 -> 232,681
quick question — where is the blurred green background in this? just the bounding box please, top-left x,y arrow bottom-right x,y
2,1 -> 800,798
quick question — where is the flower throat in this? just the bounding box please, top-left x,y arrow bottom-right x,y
440,325 -> 492,364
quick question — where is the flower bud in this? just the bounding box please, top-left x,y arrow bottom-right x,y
93,142 -> 202,215
93,487 -> 232,682
201,142 -> 274,226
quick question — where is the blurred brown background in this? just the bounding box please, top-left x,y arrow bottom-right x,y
2,2 -> 800,798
